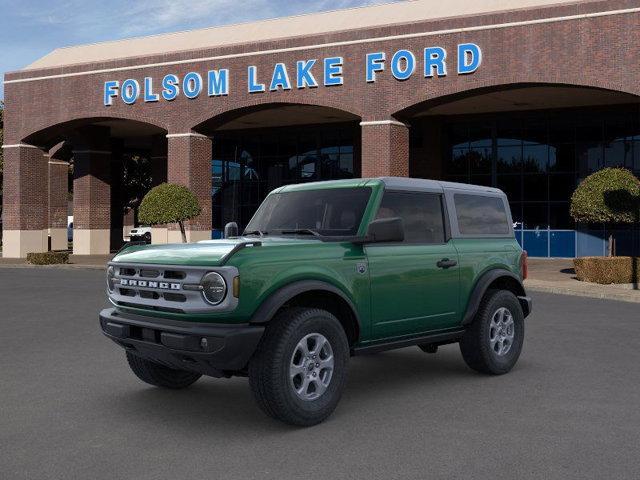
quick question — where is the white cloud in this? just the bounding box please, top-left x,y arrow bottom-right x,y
13,0 -> 399,40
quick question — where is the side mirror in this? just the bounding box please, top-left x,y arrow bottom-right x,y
224,222 -> 239,238
365,217 -> 404,243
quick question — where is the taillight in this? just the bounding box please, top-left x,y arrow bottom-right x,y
520,250 -> 528,280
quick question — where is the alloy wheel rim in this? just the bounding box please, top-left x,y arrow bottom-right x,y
489,307 -> 515,357
289,333 -> 334,401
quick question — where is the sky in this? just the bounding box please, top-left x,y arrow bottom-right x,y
0,0 -> 401,100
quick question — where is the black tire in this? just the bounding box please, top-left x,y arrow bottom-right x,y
459,289 -> 524,375
248,307 -> 350,426
144,232 -> 151,243
126,351 -> 202,389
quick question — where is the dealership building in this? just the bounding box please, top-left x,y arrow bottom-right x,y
3,0 -> 640,257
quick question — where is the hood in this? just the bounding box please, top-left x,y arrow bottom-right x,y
112,236 -> 319,266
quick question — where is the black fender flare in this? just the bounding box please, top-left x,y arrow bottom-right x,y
462,269 -> 529,325
249,280 -> 361,330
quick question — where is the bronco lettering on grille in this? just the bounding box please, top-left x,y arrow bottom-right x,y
120,279 -> 181,290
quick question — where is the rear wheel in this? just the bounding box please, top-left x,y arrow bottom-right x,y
126,351 -> 201,389
459,290 -> 524,375
249,307 -> 349,426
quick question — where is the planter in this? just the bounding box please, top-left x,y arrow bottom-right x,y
573,256 -> 640,284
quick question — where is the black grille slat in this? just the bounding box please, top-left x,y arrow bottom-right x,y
139,269 -> 160,278
164,270 -> 186,280
139,290 -> 160,299
163,293 -> 187,303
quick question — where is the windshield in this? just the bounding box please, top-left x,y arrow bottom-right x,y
245,187 -> 372,237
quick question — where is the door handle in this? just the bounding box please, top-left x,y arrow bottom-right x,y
437,258 -> 457,269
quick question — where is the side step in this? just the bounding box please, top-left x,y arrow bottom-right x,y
352,328 -> 466,356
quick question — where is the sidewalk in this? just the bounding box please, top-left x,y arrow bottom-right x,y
525,258 -> 640,304
0,254 -> 113,270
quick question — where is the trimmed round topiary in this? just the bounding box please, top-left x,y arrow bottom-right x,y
138,183 -> 202,243
570,168 -> 640,224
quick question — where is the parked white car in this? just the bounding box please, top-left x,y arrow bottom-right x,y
129,226 -> 152,243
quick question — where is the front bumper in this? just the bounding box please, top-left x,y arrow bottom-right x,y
99,308 -> 264,377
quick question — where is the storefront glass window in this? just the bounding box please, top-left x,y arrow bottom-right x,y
442,105 -> 640,232
211,123 -> 358,232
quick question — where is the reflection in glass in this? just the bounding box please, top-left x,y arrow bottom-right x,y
211,124 -> 358,231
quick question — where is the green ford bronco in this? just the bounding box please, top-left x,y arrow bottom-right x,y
100,177 -> 531,426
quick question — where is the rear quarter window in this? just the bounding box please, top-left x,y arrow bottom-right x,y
454,194 -> 510,235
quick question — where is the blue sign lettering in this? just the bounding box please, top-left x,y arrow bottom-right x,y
208,69 -> 229,96
457,43 -> 482,74
247,66 -> 265,93
366,52 -> 385,83
270,63 -> 292,91
296,59 -> 318,89
102,44 -> 482,105
424,47 -> 447,77
161,74 -> 179,101
324,57 -> 343,86
144,77 -> 159,102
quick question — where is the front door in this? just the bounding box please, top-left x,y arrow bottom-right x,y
365,190 -> 460,340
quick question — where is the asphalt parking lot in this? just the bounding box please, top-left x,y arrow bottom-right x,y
1,268 -> 639,480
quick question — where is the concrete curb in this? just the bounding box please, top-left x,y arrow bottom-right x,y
525,280 -> 640,304
0,263 -> 105,270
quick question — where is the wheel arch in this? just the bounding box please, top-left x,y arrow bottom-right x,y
462,269 -> 528,325
249,280 -> 361,345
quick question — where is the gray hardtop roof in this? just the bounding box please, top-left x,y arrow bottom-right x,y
378,177 -> 505,196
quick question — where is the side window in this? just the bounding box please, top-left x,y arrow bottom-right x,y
375,191 -> 446,243
454,194 -> 510,235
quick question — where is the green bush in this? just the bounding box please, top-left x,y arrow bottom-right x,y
574,256 -> 640,284
27,251 -> 69,265
570,168 -> 640,224
138,183 -> 202,243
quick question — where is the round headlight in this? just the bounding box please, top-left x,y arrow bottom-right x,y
107,266 -> 116,292
201,272 -> 227,305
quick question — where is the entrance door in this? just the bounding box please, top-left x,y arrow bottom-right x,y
365,190 -> 460,340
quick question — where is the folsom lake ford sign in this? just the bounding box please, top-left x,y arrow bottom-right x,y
103,43 -> 482,106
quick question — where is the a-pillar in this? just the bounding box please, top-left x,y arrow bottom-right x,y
150,134 -> 169,244
1,143 -> 49,258
166,132 -> 212,243
48,151 -> 69,251
72,127 -> 112,255
360,120 -> 410,177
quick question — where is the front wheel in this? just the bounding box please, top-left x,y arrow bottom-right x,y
459,290 -> 524,375
248,308 -> 350,426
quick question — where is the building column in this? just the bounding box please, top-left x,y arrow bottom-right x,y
110,143 -> 125,252
72,127 -> 112,255
166,132 -> 212,243
360,120 -> 410,177
151,134 -> 168,187
48,159 -> 69,251
150,134 -> 169,244
1,144 -> 49,258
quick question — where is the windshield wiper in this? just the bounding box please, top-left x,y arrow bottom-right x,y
243,230 -> 267,237
279,228 -> 322,237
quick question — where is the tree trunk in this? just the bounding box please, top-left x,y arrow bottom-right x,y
178,221 -> 187,243
608,234 -> 614,257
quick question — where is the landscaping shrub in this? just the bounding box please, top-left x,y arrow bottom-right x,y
138,183 -> 201,243
27,251 -> 70,265
570,168 -> 640,256
573,256 -> 640,284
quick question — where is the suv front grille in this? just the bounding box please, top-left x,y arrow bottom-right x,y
108,263 -> 239,314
